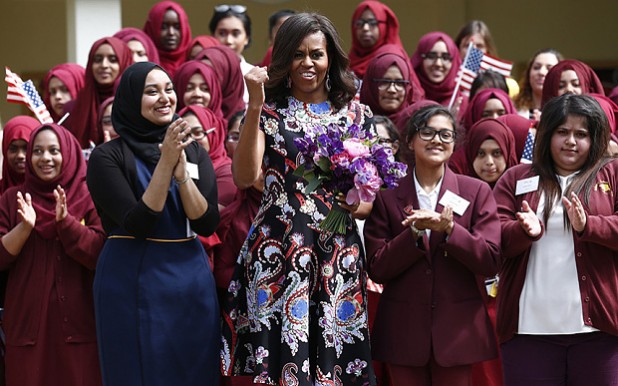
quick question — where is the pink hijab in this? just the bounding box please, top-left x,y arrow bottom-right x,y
143,1 -> 192,77
186,35 -> 220,60
114,27 -> 161,64
42,63 -> 85,122
349,1 -> 404,79
411,32 -> 462,105
590,93 -> 618,134
496,114 -> 535,160
177,105 -> 230,171
173,60 -> 224,117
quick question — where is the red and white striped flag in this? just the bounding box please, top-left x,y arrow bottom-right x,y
455,45 -> 513,96
5,67 -> 53,124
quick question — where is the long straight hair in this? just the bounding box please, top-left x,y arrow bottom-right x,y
532,94 -> 611,226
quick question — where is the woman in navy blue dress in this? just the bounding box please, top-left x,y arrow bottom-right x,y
86,62 -> 220,386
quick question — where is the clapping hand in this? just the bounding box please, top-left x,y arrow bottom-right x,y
562,192 -> 586,233
17,191 -> 36,229
402,207 -> 455,235
54,185 -> 68,222
516,200 -> 542,237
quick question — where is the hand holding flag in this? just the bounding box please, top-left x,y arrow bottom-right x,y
5,67 -> 53,124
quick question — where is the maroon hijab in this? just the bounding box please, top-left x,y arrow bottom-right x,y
609,86 -> 618,106
195,46 -> 245,120
393,99 -> 440,138
411,32 -> 462,105
349,1 -> 403,79
462,88 -> 516,130
590,93 -> 618,134
1,116 -> 39,193
360,48 -> 413,124
178,105 -> 230,171
114,27 -> 161,64
463,118 -> 518,185
24,124 -> 92,239
186,35 -> 220,60
64,37 -> 132,148
173,60 -> 224,117
496,114 -> 535,160
42,63 -> 85,123
541,59 -> 604,107
143,1 -> 192,77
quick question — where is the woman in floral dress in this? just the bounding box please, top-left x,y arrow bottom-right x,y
220,13 -> 377,386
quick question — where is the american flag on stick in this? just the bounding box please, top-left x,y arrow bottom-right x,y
448,43 -> 514,108
5,67 -> 53,124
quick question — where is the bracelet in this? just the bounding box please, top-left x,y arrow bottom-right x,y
174,173 -> 190,185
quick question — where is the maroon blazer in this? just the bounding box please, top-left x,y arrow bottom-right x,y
493,162 -> 618,343
364,167 -> 501,367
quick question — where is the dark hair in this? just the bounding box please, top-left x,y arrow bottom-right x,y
374,115 -> 401,161
227,109 -> 245,131
454,20 -> 497,56
209,8 -> 252,49
268,9 -> 296,40
514,48 -> 563,111
469,70 -> 508,99
405,105 -> 456,144
265,13 -> 357,110
533,94 -> 611,226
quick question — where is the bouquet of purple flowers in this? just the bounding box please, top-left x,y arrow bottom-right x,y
294,121 -> 407,234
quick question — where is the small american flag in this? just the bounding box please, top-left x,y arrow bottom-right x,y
456,45 -> 513,96
5,67 -> 53,124
520,131 -> 534,164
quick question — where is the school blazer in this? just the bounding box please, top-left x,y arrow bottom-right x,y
364,167 -> 501,367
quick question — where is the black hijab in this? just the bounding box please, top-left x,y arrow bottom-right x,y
113,62 -> 179,164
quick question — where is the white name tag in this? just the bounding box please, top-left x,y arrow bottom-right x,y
187,162 -> 200,180
439,190 -> 470,216
515,175 -> 539,196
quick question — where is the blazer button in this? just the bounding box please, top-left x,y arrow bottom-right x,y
425,269 -> 432,275
584,297 -> 590,302
587,317 -> 592,323
581,275 -> 587,281
63,317 -> 68,323
576,252 -> 582,257
431,302 -> 436,309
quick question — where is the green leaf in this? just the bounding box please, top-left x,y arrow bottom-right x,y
304,177 -> 322,194
293,163 -> 306,177
316,157 -> 332,173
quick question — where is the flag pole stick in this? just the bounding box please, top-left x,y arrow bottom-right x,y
448,42 -> 474,110
57,112 -> 70,125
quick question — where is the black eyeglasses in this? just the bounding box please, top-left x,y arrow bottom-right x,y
214,4 -> 247,14
373,78 -> 410,91
421,52 -> 453,63
416,127 -> 456,143
354,18 -> 383,28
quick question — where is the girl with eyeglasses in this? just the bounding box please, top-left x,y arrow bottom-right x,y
364,104 -> 501,386
411,32 -> 462,106
143,1 -> 192,77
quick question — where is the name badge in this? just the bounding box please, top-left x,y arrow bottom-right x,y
187,162 -> 199,180
439,190 -> 470,216
515,175 -> 539,195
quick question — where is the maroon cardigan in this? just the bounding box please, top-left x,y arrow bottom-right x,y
364,167 -> 501,367
493,162 -> 618,343
0,186 -> 105,345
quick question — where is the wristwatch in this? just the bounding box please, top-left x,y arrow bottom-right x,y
410,222 -> 426,239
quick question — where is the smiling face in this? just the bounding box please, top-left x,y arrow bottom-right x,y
141,69 -> 176,126
472,138 -> 506,183
92,43 -> 120,86
354,8 -> 380,49
214,16 -> 249,55
160,9 -> 181,51
529,52 -> 559,96
409,114 -> 454,168
550,114 -> 590,176
422,40 -> 452,84
289,31 -> 329,104
378,65 -> 406,113
47,76 -> 72,117
6,139 -> 28,175
31,130 -> 62,182
183,73 -> 211,108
